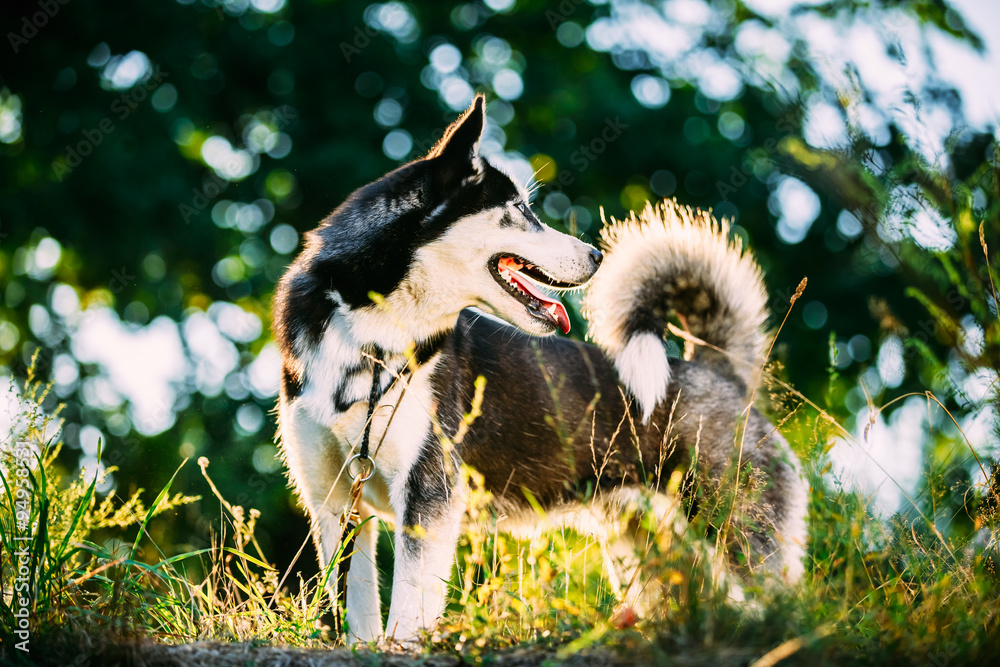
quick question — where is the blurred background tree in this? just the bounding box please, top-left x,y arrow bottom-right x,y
0,0 -> 997,583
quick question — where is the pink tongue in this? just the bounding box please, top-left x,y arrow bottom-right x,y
505,268 -> 570,334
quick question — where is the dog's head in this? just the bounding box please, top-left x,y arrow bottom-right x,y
294,96 -> 601,349
401,96 -> 602,336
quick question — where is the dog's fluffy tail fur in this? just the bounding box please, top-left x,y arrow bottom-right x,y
584,200 -> 769,422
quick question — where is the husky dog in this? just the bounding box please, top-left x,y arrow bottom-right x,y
273,95 -> 807,643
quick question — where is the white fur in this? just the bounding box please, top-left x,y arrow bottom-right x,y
615,333 -> 671,423
297,329 -> 359,427
410,205 -> 598,337
774,439 -> 809,582
585,201 -> 769,413
277,399 -> 366,639
493,485 -> 685,614
302,348 -> 459,644
283,185 -> 824,646
343,514 -> 383,641
280,349 -> 445,643
385,487 -> 467,641
377,362 -> 441,513
280,194 -> 807,645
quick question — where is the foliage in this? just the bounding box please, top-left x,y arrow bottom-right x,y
0,356 -> 200,658
0,0 -> 994,570
0,363 -> 347,663
0,0 -> 999,663
2,354 -> 999,665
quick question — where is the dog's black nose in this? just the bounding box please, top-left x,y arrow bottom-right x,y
590,247 -> 604,266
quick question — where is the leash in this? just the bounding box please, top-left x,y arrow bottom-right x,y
333,347 -> 382,638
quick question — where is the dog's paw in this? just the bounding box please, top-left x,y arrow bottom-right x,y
378,635 -> 424,653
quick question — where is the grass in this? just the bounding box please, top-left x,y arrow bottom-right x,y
2,334 -> 999,667
3,160 -> 999,662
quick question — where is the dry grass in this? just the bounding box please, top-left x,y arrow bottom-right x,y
2,345 -> 999,667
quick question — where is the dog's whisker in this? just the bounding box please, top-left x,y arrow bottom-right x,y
273,98 -> 807,643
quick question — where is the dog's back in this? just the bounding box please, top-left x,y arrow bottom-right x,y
272,98 -> 807,643
415,201 -> 807,584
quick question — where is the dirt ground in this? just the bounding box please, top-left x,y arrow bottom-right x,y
12,638 -> 764,667
69,641 -> 656,667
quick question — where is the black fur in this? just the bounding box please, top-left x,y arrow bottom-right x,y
281,362 -> 302,400
273,96 -> 802,626
412,330 -> 451,367
415,309 -> 799,569
402,432 -> 462,556
326,335 -> 447,413
271,96 -> 522,373
623,275 -> 721,339
332,361 -> 371,413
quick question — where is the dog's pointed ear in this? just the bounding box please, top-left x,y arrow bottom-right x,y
425,94 -> 486,180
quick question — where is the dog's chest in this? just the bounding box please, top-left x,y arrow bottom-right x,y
325,354 -> 441,516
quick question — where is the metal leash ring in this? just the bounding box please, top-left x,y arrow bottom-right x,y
346,453 -> 376,482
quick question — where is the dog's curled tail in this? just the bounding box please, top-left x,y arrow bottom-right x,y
583,200 -> 769,422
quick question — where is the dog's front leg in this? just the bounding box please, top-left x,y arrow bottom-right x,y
277,401 -> 383,642
310,500 -> 383,643
342,504 -> 383,643
384,482 -> 466,643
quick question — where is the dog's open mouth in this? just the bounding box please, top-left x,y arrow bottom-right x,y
490,254 -> 577,334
